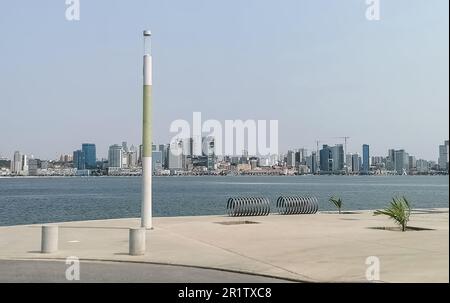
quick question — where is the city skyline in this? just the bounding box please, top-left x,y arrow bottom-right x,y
2,138 -> 448,178
0,135 -> 448,163
1,138 -> 447,165
1,1 -> 448,160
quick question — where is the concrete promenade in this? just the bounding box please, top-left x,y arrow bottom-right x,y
0,260 -> 290,283
0,209 -> 448,282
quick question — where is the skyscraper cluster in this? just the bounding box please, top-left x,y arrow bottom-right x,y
153,136 -> 216,174
72,143 -> 97,175
319,144 -> 345,173
1,139 -> 449,177
107,142 -> 138,172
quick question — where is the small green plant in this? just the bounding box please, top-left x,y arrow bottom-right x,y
329,196 -> 343,214
374,196 -> 411,232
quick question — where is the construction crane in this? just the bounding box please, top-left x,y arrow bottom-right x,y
316,137 -> 350,154
333,137 -> 350,154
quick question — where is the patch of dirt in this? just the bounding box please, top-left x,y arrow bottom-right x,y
368,226 -> 435,232
320,211 -> 362,215
215,221 -> 260,225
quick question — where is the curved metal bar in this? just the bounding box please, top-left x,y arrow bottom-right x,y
275,195 -> 319,215
241,197 -> 246,217
226,196 -> 271,217
297,196 -> 303,214
313,196 -> 319,213
298,196 -> 305,214
288,196 -> 295,215
303,196 -> 310,214
277,197 -> 284,214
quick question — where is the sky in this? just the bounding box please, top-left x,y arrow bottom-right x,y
0,0 -> 448,161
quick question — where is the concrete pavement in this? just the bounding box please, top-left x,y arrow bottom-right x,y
0,260 -> 291,283
0,209 -> 448,282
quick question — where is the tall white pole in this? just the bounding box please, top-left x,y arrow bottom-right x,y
141,30 -> 152,229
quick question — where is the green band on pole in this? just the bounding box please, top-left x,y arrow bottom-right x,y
143,85 -> 152,157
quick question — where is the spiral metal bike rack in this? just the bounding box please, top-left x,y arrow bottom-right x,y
226,197 -> 271,217
276,196 -> 319,215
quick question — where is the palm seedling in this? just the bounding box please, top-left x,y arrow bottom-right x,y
374,196 -> 411,232
329,196 -> 343,214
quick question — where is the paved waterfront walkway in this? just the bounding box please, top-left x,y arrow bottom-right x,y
0,260 -> 290,283
0,209 -> 448,282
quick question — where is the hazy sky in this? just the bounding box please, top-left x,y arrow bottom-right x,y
0,0 -> 448,160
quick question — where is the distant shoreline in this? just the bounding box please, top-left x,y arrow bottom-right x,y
0,174 -> 448,179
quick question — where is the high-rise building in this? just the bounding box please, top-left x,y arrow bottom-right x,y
447,140 -> 449,166
168,139 -> 183,170
82,143 -> 96,169
351,154 -> 360,173
319,145 -> 333,173
409,156 -> 417,170
239,149 -> 249,164
295,148 -> 307,165
152,150 -> 163,172
286,150 -> 296,168
108,144 -> 123,168
138,144 -> 143,166
318,144 -> 344,173
122,141 -> 128,153
371,156 -> 384,166
121,152 -> 129,168
386,149 -> 396,171
331,144 -> 344,172
158,144 -> 167,169
128,145 -> 138,168
12,151 -> 22,174
28,158 -> 40,176
438,140 -> 449,171
73,150 -> 86,170
310,152 -> 318,174
416,159 -> 429,173
182,138 -> 193,156
394,149 -> 409,175
10,153 -> 28,175
204,137 -> 216,170
64,154 -> 72,162
346,154 -> 353,173
362,144 -> 370,174
21,154 -> 28,175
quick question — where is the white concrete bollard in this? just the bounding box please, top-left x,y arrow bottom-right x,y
41,225 -> 59,253
129,228 -> 146,256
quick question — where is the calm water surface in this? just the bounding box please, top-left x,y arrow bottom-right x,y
0,176 -> 448,226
